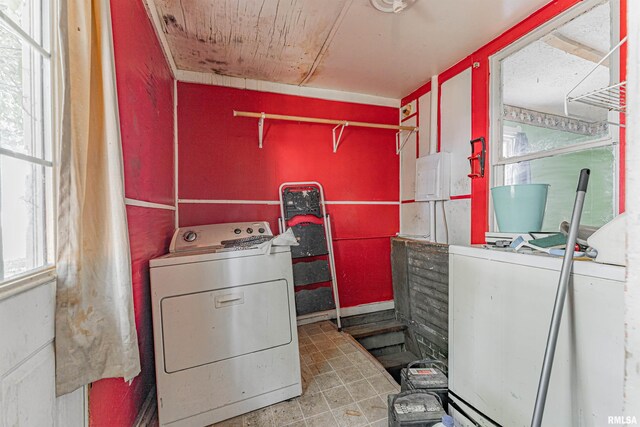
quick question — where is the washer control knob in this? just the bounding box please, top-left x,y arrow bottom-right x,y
183,231 -> 197,242
246,228 -> 254,234
234,228 -> 242,234
258,228 -> 265,234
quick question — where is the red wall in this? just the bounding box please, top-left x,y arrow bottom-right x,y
89,0 -> 175,425
177,84 -> 398,307
402,0 -> 626,243
92,1 -> 628,422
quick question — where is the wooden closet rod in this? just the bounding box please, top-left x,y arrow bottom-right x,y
233,110 -> 418,132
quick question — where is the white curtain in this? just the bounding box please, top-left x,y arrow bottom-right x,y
55,0 -> 140,395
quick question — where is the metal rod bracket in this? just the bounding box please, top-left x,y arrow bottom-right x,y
332,122 -> 348,153
396,130 -> 416,155
258,113 -> 265,148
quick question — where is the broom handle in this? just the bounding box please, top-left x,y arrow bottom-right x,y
531,168 -> 590,427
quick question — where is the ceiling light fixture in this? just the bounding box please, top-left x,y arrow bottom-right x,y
369,0 -> 414,14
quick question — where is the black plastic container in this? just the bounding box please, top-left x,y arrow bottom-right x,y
400,359 -> 448,411
388,390 -> 446,427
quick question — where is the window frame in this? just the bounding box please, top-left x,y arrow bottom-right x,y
488,0 -> 621,232
0,0 -> 57,293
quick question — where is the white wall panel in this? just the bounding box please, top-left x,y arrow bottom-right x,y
438,69 -> 472,245
400,115 -> 418,201
450,247 -> 624,426
418,92 -> 431,156
1,344 -> 56,426
400,99 -> 417,122
0,281 -> 86,427
398,88 -> 435,239
438,199 -> 471,246
624,0 -> 640,416
400,202 -> 430,237
56,388 -> 86,427
440,68 -> 472,196
0,282 -> 55,376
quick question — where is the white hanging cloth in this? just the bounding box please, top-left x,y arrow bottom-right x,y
55,0 -> 140,395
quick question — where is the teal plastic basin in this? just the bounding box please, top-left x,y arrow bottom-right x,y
491,184 -> 549,232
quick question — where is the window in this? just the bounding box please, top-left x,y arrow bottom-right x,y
491,0 -> 620,231
0,0 -> 53,282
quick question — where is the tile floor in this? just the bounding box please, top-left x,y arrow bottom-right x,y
212,320 -> 400,427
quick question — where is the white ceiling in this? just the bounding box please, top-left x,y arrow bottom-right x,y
149,0 -> 553,99
557,1 -> 610,53
503,2 -> 612,120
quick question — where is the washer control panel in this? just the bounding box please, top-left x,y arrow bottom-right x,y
170,221 -> 273,253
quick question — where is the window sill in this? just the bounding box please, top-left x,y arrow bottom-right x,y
0,266 -> 56,302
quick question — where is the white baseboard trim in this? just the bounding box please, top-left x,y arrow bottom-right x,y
297,311 -> 333,325
134,386 -> 156,427
296,300 -> 395,326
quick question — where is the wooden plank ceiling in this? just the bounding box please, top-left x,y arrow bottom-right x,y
148,0 -> 561,99
153,0 -> 349,84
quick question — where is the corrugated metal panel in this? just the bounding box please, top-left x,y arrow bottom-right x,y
392,238 -> 449,366
391,238 -> 410,319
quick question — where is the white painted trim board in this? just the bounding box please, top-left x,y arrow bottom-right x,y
175,70 -> 399,108
142,0 -> 178,77
178,199 -> 399,206
125,198 -> 176,211
173,79 -> 179,227
296,300 -> 395,326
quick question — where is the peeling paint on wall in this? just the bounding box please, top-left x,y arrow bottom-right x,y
89,0 -> 175,425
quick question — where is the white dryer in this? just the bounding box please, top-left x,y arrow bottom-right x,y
150,222 -> 301,426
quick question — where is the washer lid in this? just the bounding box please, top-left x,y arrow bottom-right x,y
150,245 -> 290,268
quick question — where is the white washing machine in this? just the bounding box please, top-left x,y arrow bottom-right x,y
150,222 -> 301,426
